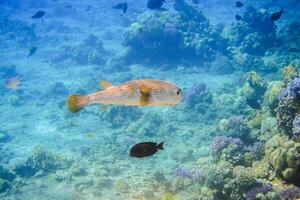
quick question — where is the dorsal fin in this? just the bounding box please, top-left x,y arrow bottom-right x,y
99,80 -> 113,89
140,85 -> 152,106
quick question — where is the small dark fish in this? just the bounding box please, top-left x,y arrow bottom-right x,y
271,9 -> 284,21
27,46 -> 37,57
235,14 -> 242,21
235,1 -> 244,8
112,2 -> 128,14
130,142 -> 164,158
246,98 -> 261,109
147,0 -> 165,9
32,11 -> 45,19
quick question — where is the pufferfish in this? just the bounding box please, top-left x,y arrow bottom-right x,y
67,79 -> 183,113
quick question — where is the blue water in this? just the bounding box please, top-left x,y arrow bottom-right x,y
1,0 -> 300,199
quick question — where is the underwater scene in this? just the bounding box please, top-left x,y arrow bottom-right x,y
1,0 -> 300,199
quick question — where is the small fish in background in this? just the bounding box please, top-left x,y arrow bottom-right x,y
235,1 -> 244,8
112,2 -> 128,14
246,98 -> 261,109
235,14 -> 242,21
27,46 -> 37,58
130,142 -> 164,158
31,11 -> 45,19
270,9 -> 284,21
147,0 -> 165,10
86,132 -> 94,139
66,79 -> 183,113
5,76 -> 21,90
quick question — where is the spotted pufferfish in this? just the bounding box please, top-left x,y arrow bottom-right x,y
67,79 -> 183,112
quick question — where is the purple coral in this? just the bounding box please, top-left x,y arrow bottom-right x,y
292,116 -> 300,138
226,116 -> 250,139
281,77 -> 300,101
246,185 -> 272,200
184,82 -> 207,104
173,167 -> 193,178
192,169 -> 205,181
278,187 -> 300,200
247,142 -> 265,160
211,136 -> 243,155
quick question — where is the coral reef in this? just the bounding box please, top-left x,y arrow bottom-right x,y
224,6 -> 276,56
278,22 -> 300,55
184,82 -> 213,113
275,77 -> 300,137
264,81 -> 284,111
265,135 -> 300,182
210,136 -> 244,165
278,186 -> 300,200
218,116 -> 250,140
51,34 -> 106,65
245,184 -> 273,200
13,148 -> 70,178
122,3 -> 226,65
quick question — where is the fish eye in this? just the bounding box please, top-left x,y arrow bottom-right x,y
176,89 -> 181,95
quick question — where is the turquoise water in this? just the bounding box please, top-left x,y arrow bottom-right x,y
1,0 -> 300,199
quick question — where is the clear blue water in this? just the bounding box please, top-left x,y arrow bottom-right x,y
1,0 -> 300,199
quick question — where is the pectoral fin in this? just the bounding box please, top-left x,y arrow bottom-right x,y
140,85 -> 152,106
99,80 -> 113,90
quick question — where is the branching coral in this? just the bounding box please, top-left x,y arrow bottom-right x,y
276,77 -> 300,137
246,184 -> 273,200
264,81 -> 284,110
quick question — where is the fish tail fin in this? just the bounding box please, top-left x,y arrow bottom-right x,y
156,141 -> 164,150
67,94 -> 88,113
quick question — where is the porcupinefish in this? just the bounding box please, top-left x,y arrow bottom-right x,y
67,79 -> 183,113
130,141 -> 164,158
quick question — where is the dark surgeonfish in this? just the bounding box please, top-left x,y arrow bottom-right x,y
32,11 -> 45,19
112,2 -> 128,14
147,0 -> 165,9
130,142 -> 164,158
271,9 -> 284,21
246,98 -> 261,109
235,14 -> 242,21
235,1 -> 244,8
27,46 -> 37,57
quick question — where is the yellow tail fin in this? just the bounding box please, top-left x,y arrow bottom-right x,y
67,94 -> 88,113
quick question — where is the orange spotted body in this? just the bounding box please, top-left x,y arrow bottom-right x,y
67,79 -> 183,113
